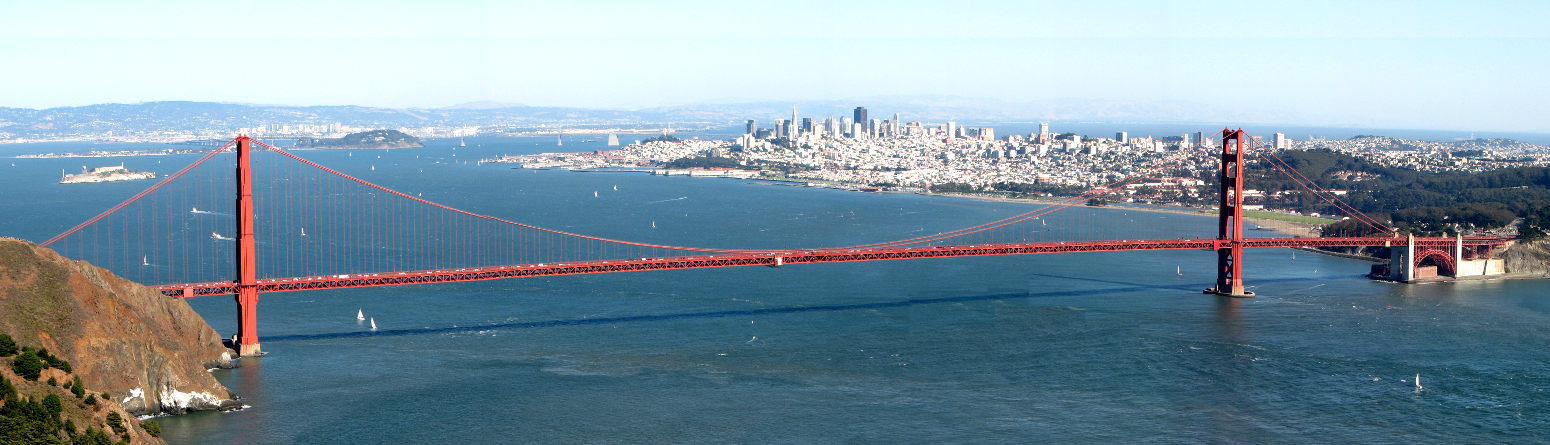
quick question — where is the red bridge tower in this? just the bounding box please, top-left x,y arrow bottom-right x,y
1208,129 -> 1255,297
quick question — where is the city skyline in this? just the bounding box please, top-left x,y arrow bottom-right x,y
2,1 -> 1549,132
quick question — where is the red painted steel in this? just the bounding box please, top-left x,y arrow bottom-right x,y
234,136 -> 261,356
1211,129 -> 1251,297
156,236 -> 1511,298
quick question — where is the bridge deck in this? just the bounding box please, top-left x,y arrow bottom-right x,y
157,236 -> 1509,297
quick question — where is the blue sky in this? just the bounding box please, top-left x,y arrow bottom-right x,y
3,0 -> 1548,132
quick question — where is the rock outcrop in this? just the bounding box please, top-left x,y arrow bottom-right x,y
0,238 -> 236,415
1502,240 -> 1550,276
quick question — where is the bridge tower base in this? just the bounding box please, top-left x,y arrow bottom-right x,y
234,135 -> 262,356
1206,128 -> 1255,298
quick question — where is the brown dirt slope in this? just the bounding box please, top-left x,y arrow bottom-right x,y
0,237 -> 235,415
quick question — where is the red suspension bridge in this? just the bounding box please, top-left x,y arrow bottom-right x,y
38,129 -> 1511,356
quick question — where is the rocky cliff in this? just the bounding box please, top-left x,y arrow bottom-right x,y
0,238 -> 236,415
1501,240 -> 1550,276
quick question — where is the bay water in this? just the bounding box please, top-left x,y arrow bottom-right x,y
1,136 -> 1546,443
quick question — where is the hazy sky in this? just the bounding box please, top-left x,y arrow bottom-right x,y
3,1 -> 1548,131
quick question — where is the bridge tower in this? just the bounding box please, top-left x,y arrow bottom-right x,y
1208,129 -> 1254,297
234,135 -> 262,356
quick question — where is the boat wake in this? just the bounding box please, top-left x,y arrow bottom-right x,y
647,196 -> 689,204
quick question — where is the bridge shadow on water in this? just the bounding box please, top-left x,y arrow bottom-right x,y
262,274 -> 1339,343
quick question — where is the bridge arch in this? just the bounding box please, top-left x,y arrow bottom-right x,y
1413,248 -> 1456,276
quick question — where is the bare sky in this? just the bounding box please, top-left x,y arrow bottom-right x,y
3,0 -> 1548,131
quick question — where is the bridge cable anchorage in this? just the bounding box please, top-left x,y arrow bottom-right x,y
1247,140 -> 1390,232
40,139 -> 237,247
825,147 -> 1206,250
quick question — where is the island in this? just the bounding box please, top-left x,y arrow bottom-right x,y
301,129 -> 423,149
59,164 -> 156,184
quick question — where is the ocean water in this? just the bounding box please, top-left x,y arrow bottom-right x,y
1,137 -> 1547,443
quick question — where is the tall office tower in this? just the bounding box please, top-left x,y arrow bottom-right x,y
853,107 -> 868,135
852,122 -> 865,140
981,128 -> 995,140
773,119 -> 786,139
1273,133 -> 1288,149
825,117 -> 839,138
1194,131 -> 1206,148
1116,131 -> 1128,144
1038,122 -> 1050,143
792,105 -> 798,131
891,113 -> 900,135
801,118 -> 814,135
871,119 -> 882,138
841,117 -> 854,135
746,120 -> 757,135
1182,133 -> 1191,147
946,121 -> 958,139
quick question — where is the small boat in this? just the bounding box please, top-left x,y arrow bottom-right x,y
612,185 -> 618,191
142,255 -> 149,266
370,165 -> 375,171
651,221 -> 656,228
210,232 -> 233,241
459,138 -> 466,147
593,190 -> 598,198
300,227 -> 307,236
357,309 -> 365,321
369,317 -> 377,330
1176,265 -> 1181,276
1415,374 -> 1423,390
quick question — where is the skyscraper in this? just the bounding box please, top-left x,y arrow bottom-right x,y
853,107 -> 868,137
746,120 -> 756,135
1116,131 -> 1128,144
791,105 -> 800,138
891,113 -> 900,136
1273,133 -> 1289,149
1039,122 -> 1050,144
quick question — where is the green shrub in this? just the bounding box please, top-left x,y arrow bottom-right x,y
74,427 -> 114,445
0,333 -> 16,356
42,394 -> 62,417
139,419 -> 160,437
47,377 -> 57,387
10,350 -> 45,381
105,411 -> 126,436
70,377 -> 85,399
84,394 -> 96,406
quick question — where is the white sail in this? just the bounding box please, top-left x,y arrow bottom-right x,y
369,317 -> 377,330
357,309 -> 364,321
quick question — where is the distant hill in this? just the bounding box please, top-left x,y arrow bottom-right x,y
304,129 -> 423,149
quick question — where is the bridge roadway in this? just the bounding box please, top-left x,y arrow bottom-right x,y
156,236 -> 1511,298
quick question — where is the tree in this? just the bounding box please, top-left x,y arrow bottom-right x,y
70,377 -> 85,399
105,412 -> 125,436
139,420 -> 161,437
11,351 -> 45,381
0,334 -> 17,356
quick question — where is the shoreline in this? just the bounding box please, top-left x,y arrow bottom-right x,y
906,190 -> 1327,238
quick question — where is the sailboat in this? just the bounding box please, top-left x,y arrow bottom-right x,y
557,134 -> 564,147
459,137 -> 467,148
370,165 -> 375,171
356,309 -> 365,321
1176,265 -> 1181,276
1415,374 -> 1423,390
651,221 -> 656,228
300,227 -> 307,236
369,317 -> 377,331
612,185 -> 618,191
142,256 -> 149,266
593,190 -> 598,198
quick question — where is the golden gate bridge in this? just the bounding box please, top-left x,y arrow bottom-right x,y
36,130 -> 1511,356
